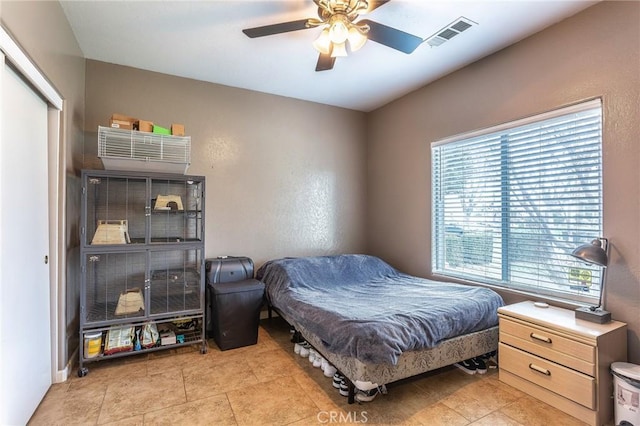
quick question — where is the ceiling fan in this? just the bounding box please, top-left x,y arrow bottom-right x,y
242,0 -> 423,72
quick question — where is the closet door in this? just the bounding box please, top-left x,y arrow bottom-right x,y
0,58 -> 51,424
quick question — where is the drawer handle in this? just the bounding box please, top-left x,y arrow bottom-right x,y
529,363 -> 551,376
530,332 -> 552,344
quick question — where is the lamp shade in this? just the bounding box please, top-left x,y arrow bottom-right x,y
571,238 -> 608,267
313,29 -> 332,55
348,26 -> 367,52
330,42 -> 348,57
329,17 -> 349,44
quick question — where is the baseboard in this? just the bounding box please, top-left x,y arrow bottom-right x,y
54,347 -> 78,383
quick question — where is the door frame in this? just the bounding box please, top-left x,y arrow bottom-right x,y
0,25 -> 64,384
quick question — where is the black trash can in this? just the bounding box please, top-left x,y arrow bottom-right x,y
205,257 -> 254,337
209,279 -> 265,351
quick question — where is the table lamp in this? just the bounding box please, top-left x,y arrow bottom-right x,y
570,237 -> 611,323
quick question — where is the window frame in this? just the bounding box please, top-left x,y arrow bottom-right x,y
431,98 -> 604,304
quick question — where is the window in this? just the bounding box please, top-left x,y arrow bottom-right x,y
431,99 -> 603,303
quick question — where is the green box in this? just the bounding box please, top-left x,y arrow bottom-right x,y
152,125 -> 171,135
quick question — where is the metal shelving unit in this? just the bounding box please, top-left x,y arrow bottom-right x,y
78,168 -> 206,377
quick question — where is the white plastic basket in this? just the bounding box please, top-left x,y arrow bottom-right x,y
98,126 -> 191,174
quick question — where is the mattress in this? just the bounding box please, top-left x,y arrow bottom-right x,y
257,254 -> 504,365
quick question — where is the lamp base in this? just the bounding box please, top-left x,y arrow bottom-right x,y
575,306 -> 611,324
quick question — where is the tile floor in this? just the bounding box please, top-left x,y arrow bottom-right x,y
29,317 -> 591,425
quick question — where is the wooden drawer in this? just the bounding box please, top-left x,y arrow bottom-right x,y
499,342 -> 595,409
499,317 -> 595,376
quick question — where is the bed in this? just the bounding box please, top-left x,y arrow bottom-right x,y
256,254 -> 504,403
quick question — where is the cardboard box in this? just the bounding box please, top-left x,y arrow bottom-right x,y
171,124 -> 185,136
160,330 -> 176,346
112,113 -> 136,122
110,119 -> 134,130
153,125 -> 171,135
110,113 -> 136,130
137,120 -> 153,133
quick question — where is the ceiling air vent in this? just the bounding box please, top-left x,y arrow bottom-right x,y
426,17 -> 476,47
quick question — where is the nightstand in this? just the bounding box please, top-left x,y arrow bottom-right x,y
498,301 -> 627,426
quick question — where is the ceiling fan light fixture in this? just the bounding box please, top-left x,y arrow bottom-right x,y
243,0 -> 422,72
330,42 -> 348,57
351,0 -> 369,16
306,18 -> 325,28
313,28 -> 332,54
329,15 -> 350,44
347,25 -> 368,52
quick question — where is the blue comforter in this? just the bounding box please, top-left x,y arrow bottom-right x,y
257,254 -> 504,365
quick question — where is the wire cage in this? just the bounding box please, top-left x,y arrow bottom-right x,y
98,126 -> 191,174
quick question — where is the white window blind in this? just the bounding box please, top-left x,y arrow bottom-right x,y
431,99 -> 603,303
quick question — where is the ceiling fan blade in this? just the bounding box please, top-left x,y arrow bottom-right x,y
242,19 -> 310,38
315,53 -> 336,72
368,0 -> 391,13
359,19 -> 423,54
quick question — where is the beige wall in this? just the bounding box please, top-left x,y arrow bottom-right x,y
83,61 -> 368,267
367,1 -> 640,362
1,1 -> 85,372
1,0 -> 85,172
2,0 -> 638,376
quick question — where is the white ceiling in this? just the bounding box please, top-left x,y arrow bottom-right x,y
60,0 -> 599,112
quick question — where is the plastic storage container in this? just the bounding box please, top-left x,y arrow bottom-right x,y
611,362 -> 640,426
209,279 -> 265,350
84,332 -> 103,359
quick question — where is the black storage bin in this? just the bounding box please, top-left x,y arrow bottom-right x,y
205,256 -> 254,337
209,279 -> 265,350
